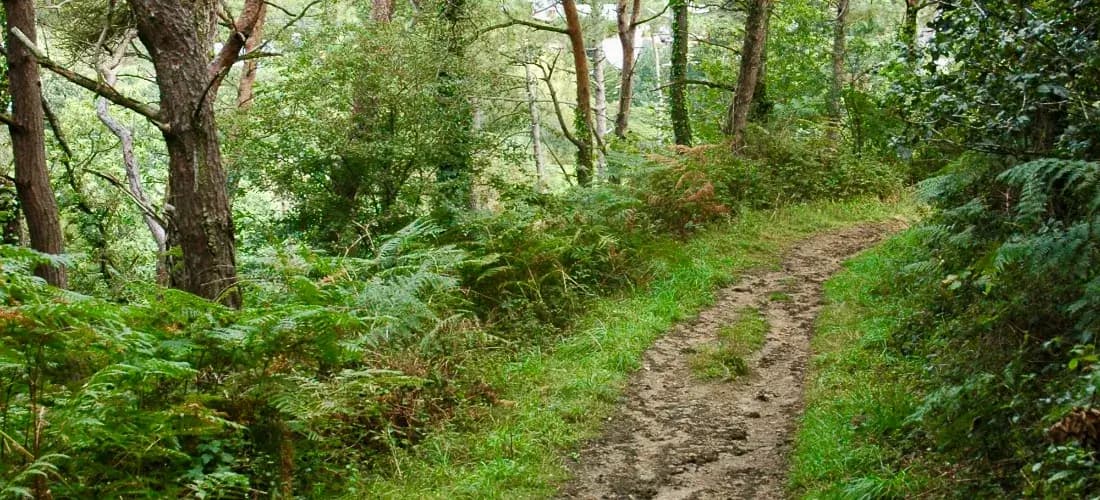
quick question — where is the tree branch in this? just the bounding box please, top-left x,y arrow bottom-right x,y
691,35 -> 740,53
545,142 -> 575,187
537,55 -> 583,150
209,0 -> 266,81
633,2 -> 671,28
85,168 -> 167,229
479,14 -> 569,36
655,78 -> 736,92
264,0 -> 324,46
10,27 -> 163,127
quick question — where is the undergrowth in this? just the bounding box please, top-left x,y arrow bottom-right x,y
1,130 -> 909,497
362,197 -> 915,498
793,155 -> 1100,498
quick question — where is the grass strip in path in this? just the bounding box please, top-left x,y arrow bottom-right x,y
361,196 -> 917,499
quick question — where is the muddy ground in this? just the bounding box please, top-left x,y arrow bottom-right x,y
559,223 -> 901,500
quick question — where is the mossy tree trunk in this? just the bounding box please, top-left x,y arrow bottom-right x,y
669,0 -> 692,146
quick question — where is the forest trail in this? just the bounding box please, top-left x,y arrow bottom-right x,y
559,223 -> 903,499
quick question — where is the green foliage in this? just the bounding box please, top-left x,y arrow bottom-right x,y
899,0 -> 1100,159
794,2 -> 1100,494
790,231 -> 933,498
0,221 -> 478,497
806,155 -> 1100,495
448,186 -> 646,338
227,8 -> 500,246
632,126 -> 903,233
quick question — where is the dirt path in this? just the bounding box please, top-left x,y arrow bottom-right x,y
559,223 -> 901,500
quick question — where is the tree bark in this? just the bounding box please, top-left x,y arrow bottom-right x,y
902,0 -> 919,61
524,63 -> 547,192
613,0 -> 641,138
749,7 -> 771,122
435,0 -> 474,207
591,45 -> 608,180
563,0 -> 595,186
726,0 -> 770,150
126,0 -> 265,308
372,0 -> 395,22
827,0 -> 849,134
669,0 -> 692,146
3,0 -> 66,288
237,2 -> 267,109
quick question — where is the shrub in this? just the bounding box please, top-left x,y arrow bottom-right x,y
878,155 -> 1100,494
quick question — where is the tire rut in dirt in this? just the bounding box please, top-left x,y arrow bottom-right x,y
558,223 -> 903,500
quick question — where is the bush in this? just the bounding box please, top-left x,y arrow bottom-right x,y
631,127 -> 903,234
0,222 -> 478,497
871,155 -> 1100,494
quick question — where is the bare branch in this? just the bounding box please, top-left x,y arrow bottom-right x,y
264,0 -> 324,45
261,0 -> 296,17
96,59 -> 168,244
633,2 -> 671,28
238,50 -> 281,61
85,169 -> 166,228
537,54 -> 583,150
545,142 -> 575,187
478,10 -> 570,36
655,78 -> 737,92
691,35 -> 740,54
10,27 -> 163,127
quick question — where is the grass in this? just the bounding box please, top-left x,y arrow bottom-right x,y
788,229 -> 941,498
769,291 -> 792,302
358,196 -> 918,499
690,307 -> 768,380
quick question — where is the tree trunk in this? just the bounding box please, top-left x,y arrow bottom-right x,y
727,0 -> 770,150
3,0 -> 66,288
827,0 -> 849,136
435,0 -> 474,207
128,0 -> 248,307
902,0 -> 919,61
614,0 -> 641,138
651,29 -> 663,107
563,0 -> 595,186
749,8 -> 772,122
524,63 -> 547,192
591,45 -> 608,180
669,0 -> 692,146
372,0 -> 395,22
236,2 -> 267,109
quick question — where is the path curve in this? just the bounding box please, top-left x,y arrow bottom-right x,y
559,223 -> 901,500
